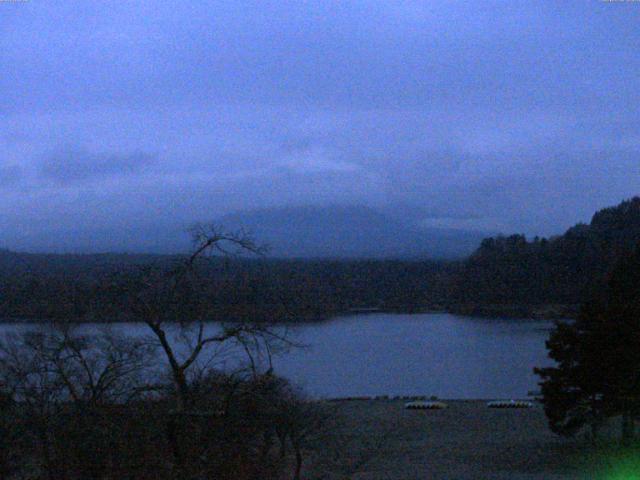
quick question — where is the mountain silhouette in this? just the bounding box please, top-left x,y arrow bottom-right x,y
217,205 -> 486,259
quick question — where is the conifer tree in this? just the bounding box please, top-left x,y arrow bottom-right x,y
535,243 -> 640,443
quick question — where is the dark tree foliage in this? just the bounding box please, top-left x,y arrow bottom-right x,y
0,324 -> 335,480
453,197 -> 640,316
0,388 -> 18,480
535,242 -> 640,442
0,253 -> 455,323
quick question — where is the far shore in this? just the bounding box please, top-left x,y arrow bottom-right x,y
448,303 -> 580,320
0,303 -> 577,324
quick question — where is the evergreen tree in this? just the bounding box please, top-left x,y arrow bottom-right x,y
535,243 -> 640,443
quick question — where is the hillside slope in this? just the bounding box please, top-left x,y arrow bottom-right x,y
453,196 -> 640,317
218,205 -> 485,260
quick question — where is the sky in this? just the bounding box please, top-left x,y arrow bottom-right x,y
1,0 -> 639,252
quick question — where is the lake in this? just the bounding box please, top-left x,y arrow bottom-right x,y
0,313 -> 555,399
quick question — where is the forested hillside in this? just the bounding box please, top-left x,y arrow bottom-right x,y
0,253 -> 454,322
452,197 -> 640,317
1,197 -> 639,322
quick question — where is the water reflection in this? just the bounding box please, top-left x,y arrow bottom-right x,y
0,313 -> 554,399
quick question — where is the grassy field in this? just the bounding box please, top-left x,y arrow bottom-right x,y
315,399 -> 603,480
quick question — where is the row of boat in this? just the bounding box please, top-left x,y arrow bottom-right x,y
405,400 -> 534,410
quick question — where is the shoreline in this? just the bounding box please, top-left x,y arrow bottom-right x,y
0,304 -> 576,324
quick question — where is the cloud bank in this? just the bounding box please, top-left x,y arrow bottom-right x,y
0,0 -> 638,252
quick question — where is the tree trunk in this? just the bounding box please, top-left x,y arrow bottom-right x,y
174,369 -> 190,412
38,424 -> 57,480
278,430 -> 287,459
293,443 -> 302,480
261,430 -> 274,464
166,415 -> 185,472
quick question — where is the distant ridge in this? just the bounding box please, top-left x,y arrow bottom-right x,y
217,205 -> 486,260
2,198 -> 640,322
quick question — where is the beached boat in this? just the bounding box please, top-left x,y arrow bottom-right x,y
405,401 -> 448,410
487,400 -> 533,409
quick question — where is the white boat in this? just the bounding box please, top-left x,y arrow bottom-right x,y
487,400 -> 533,409
405,401 -> 448,410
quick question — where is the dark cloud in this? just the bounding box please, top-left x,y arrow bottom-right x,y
40,149 -> 157,184
0,1 -> 638,251
0,165 -> 22,188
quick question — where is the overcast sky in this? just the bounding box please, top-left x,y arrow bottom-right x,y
1,0 -> 639,252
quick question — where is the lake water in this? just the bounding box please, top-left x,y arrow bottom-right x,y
276,313 -> 554,399
0,313 -> 554,399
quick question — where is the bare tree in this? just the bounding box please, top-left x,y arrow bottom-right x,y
114,224 -> 295,475
273,387 -> 333,480
0,325 -> 154,405
0,226 -> 310,479
0,323 -> 155,480
122,224 -> 291,410
0,328 -> 70,480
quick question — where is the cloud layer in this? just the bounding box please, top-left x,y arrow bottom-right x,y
1,0 -> 639,252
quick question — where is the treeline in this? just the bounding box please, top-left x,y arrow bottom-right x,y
1,196 -> 640,322
0,252 -> 456,323
451,197 -> 640,317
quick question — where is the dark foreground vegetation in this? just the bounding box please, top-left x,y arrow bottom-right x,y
0,324 -> 364,480
1,197 -> 640,322
0,228 -> 388,480
536,240 -> 640,445
0,253 -> 453,323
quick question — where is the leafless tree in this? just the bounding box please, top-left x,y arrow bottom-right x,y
123,224 -> 292,409
0,325 -> 154,405
273,387 -> 333,480
0,227 -> 312,479
0,323 -> 156,480
115,224 -> 296,476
